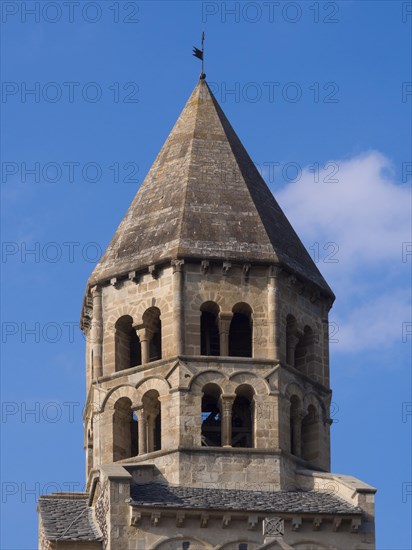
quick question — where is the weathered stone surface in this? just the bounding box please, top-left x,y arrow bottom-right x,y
87,79 -> 333,298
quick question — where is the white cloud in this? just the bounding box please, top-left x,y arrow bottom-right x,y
331,289 -> 410,353
275,151 -> 411,354
276,151 -> 410,268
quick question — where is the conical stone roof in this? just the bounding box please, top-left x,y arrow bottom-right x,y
89,78 -> 333,297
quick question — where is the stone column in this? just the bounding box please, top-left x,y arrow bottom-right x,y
135,325 -> 150,365
268,266 -> 281,361
137,407 -> 147,455
219,313 -> 233,356
220,394 -> 235,447
172,260 -> 185,356
90,285 -> 103,378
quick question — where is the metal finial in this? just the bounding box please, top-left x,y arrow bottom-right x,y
193,32 -> 206,79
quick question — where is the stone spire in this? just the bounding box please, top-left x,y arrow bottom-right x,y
88,78 -> 333,297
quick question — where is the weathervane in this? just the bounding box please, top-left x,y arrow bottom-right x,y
192,32 -> 206,79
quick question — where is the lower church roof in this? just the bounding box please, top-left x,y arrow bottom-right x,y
130,482 -> 362,515
38,494 -> 103,542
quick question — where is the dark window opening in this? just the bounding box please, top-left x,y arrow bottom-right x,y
201,384 -> 222,446
201,303 -> 220,356
229,303 -> 252,357
143,307 -> 162,362
115,315 -> 141,371
113,397 -> 136,461
302,405 -> 319,463
142,389 -> 161,453
232,385 -> 254,448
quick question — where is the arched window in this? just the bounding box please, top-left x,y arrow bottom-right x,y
232,384 -> 254,448
295,325 -> 315,375
301,405 -> 320,463
290,395 -> 301,456
142,389 -> 161,452
286,314 -> 298,367
201,383 -> 222,446
115,315 -> 141,371
142,307 -> 162,362
200,302 -> 220,356
229,303 -> 253,357
113,397 -> 138,461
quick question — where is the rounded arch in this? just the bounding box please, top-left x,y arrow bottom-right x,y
303,391 -> 323,416
152,535 -> 211,550
135,296 -> 171,324
229,371 -> 270,396
190,370 -> 229,395
192,292 -> 225,310
101,384 -> 140,412
105,306 -> 140,332
284,382 -> 305,402
135,376 -> 170,404
114,314 -> 141,371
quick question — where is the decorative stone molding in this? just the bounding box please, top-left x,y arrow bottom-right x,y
333,517 -> 342,531
151,512 -> 161,526
312,517 -> 322,530
130,509 -> 141,526
148,264 -> 158,279
351,517 -> 362,533
263,516 -> 284,537
200,513 -> 209,528
247,514 -> 258,530
176,511 -> 185,527
222,514 -> 231,528
200,259 -> 210,274
292,516 -> 302,531
128,271 -> 139,283
222,261 -> 231,275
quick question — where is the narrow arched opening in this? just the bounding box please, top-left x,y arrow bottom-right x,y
201,383 -> 222,446
301,404 -> 320,463
295,325 -> 315,375
229,303 -> 253,357
232,384 -> 254,448
286,314 -> 298,367
290,395 -> 301,456
143,307 -> 162,362
142,389 -> 161,452
113,397 -> 138,461
200,302 -> 220,356
115,315 -> 141,371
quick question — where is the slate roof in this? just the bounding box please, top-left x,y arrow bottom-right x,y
88,78 -> 333,298
130,483 -> 361,515
38,494 -> 102,542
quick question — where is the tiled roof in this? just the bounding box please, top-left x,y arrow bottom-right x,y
88,78 -> 333,298
130,483 -> 361,515
38,494 -> 102,542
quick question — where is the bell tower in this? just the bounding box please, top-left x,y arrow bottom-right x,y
38,78 -> 376,550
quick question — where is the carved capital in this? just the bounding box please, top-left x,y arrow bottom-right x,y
171,259 -> 184,273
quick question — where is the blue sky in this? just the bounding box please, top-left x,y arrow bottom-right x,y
1,1 -> 411,548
